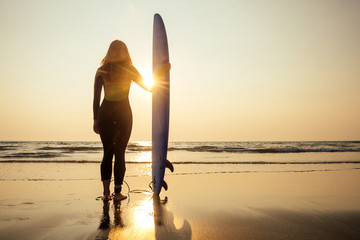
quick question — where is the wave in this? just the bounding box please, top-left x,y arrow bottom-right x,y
0,146 -> 17,151
1,142 -> 360,161
2,146 -> 359,158
1,160 -> 360,165
1,153 -> 61,159
37,146 -> 102,152
172,161 -> 360,165
128,141 -> 360,153
169,146 -> 360,153
127,144 -> 152,152
38,144 -> 151,152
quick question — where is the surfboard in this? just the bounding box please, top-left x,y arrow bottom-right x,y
152,13 -> 173,195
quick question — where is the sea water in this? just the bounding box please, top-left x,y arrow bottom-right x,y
1,141 -> 360,182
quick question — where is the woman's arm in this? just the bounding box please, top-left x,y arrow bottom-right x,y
131,63 -> 171,92
93,74 -> 103,134
130,66 -> 150,92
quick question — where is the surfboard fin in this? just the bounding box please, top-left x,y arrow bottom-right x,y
162,180 -> 168,191
166,159 -> 174,172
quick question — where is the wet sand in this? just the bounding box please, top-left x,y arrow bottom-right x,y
0,169 -> 360,239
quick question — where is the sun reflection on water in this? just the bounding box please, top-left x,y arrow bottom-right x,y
135,141 -> 152,147
135,151 -> 152,163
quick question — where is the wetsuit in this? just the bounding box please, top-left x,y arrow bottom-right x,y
93,62 -> 143,188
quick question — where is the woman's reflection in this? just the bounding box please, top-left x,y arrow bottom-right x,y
98,201 -> 110,230
98,201 -> 124,231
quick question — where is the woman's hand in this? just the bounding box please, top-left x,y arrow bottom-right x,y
150,63 -> 171,92
148,83 -> 156,93
154,63 -> 171,79
161,62 -> 171,72
93,120 -> 99,134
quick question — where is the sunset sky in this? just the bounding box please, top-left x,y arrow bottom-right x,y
0,0 -> 359,141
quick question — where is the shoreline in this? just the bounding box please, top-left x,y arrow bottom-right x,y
0,169 -> 359,239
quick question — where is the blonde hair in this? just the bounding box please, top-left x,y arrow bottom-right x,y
101,40 -> 132,67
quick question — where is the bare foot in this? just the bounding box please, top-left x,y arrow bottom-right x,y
102,194 -> 112,202
113,193 -> 127,201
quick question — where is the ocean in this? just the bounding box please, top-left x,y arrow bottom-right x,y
1,141 -> 360,182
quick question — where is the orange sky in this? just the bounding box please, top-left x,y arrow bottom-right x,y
0,0 -> 359,141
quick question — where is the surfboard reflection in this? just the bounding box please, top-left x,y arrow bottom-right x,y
153,195 -> 192,240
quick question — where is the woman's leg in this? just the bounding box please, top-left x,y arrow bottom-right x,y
102,179 -> 111,201
113,120 -> 132,187
99,127 -> 114,184
99,127 -> 114,200
113,102 -> 132,201
98,102 -> 116,200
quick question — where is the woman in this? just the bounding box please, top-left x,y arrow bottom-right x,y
93,40 -> 150,201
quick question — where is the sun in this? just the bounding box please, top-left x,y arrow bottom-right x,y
142,70 -> 155,90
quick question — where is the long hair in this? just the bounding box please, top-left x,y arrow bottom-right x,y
101,40 -> 133,66
100,40 -> 133,81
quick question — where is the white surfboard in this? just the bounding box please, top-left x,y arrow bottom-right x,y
152,13 -> 173,195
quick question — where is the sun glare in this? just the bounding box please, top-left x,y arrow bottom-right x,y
142,71 -> 155,90
133,199 -> 155,229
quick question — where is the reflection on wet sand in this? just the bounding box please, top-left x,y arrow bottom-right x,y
94,196 -> 191,239
153,195 -> 192,240
98,201 -> 110,230
113,201 -> 125,229
95,201 -> 125,240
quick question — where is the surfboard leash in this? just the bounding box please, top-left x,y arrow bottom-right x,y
96,179 -> 154,203
124,180 -> 153,195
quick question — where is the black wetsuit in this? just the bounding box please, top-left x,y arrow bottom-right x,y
93,62 -> 142,188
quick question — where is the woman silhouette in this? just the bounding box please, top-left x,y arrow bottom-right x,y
93,40 -> 150,201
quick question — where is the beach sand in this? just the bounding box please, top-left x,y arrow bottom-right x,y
1,169 -> 360,239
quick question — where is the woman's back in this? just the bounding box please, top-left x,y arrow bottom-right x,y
96,62 -> 138,101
